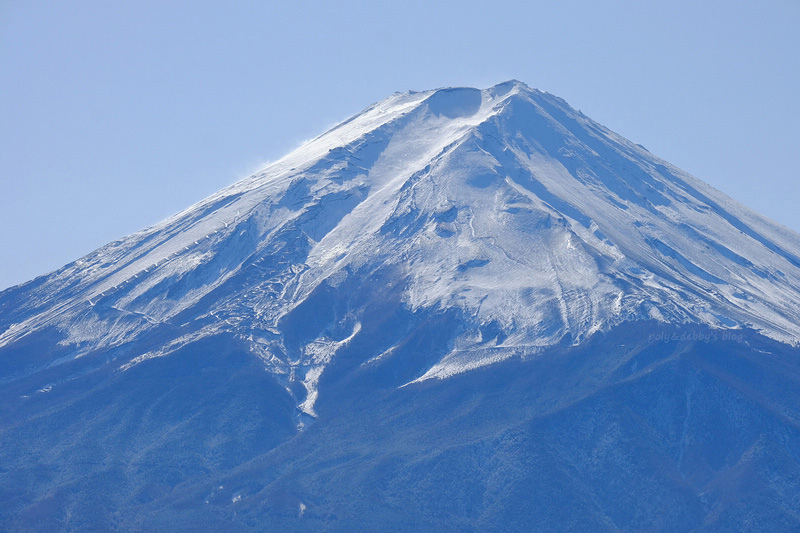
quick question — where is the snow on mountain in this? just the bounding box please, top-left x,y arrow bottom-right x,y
2,80 -> 800,415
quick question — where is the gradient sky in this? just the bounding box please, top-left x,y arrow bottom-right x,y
1,0 -> 799,290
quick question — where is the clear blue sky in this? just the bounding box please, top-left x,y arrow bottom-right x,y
1,0 -> 798,290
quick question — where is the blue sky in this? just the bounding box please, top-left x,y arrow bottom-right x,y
1,0 -> 798,290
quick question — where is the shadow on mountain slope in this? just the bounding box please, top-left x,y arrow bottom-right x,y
41,322 -> 795,532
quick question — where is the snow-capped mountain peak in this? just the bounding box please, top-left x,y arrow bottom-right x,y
2,81 -> 800,413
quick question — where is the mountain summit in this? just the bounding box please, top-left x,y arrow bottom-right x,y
3,82 -> 800,530
3,80 -> 799,403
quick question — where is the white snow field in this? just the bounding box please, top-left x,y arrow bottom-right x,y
2,80 -> 800,413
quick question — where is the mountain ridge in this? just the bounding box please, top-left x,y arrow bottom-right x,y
2,81 -> 800,405
3,81 -> 800,531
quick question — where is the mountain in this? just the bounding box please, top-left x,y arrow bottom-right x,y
2,80 -> 800,531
